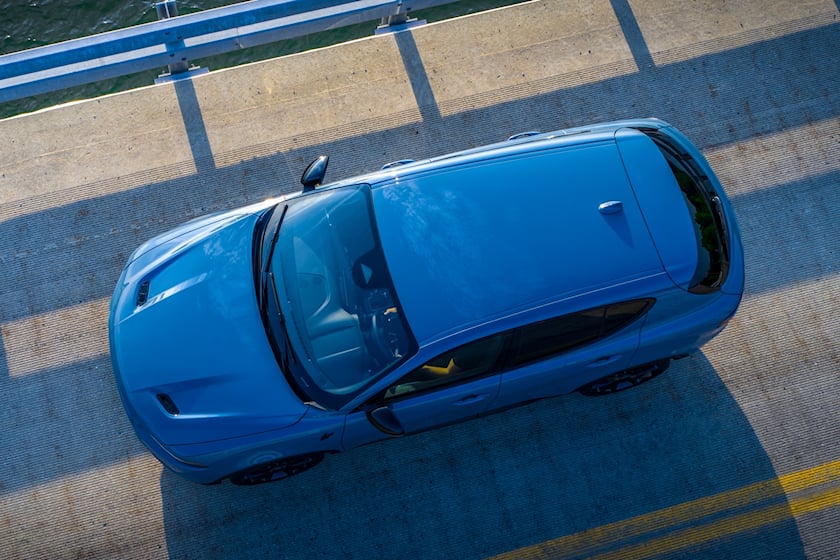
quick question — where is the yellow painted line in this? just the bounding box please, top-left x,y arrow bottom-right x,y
490,459 -> 840,560
778,458 -> 840,494
591,486 -> 840,560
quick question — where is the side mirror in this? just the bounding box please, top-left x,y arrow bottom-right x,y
300,155 -> 329,192
366,405 -> 405,436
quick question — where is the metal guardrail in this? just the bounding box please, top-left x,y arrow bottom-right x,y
0,0 -> 458,104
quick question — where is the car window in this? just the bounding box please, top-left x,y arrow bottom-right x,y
383,334 -> 506,400
510,308 -> 605,367
380,299 -> 654,401
603,299 -> 654,334
510,299 -> 654,367
642,130 -> 729,293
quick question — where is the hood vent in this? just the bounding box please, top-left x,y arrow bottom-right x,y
156,393 -> 180,416
136,280 -> 150,307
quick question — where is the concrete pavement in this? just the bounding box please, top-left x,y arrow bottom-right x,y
1,0 -> 839,558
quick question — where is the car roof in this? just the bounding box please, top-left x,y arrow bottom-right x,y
371,132 -> 666,345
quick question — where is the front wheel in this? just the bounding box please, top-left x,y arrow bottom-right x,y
229,453 -> 324,485
578,359 -> 670,396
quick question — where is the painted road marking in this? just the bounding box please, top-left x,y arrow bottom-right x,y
490,458 -> 840,559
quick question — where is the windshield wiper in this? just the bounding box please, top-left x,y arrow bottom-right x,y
266,271 -> 298,364
263,204 -> 288,274
260,271 -> 312,405
256,204 -> 288,311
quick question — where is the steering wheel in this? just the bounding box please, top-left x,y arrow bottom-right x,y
369,311 -> 404,362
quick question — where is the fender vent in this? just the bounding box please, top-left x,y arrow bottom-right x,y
136,280 -> 150,306
156,393 -> 179,416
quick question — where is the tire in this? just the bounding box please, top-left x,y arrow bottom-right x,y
229,453 -> 324,486
578,359 -> 670,396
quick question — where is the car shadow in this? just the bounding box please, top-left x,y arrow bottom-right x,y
160,353 -> 805,559
1,12 -> 837,560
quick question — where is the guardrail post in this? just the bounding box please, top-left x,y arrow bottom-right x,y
375,1 -> 426,34
1,0 -> 459,102
155,0 -> 206,82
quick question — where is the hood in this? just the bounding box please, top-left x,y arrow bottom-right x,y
110,205 -> 307,446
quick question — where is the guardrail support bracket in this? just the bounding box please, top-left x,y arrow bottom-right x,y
376,10 -> 426,35
155,0 -> 204,80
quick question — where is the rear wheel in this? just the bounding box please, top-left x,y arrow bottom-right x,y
578,359 -> 670,396
229,453 -> 324,485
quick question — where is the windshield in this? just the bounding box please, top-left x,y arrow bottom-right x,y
259,184 -> 415,409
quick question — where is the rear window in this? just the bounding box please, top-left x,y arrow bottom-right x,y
509,299 -> 654,367
643,131 -> 729,293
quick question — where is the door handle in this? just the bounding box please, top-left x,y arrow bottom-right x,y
588,354 -> 622,367
453,393 -> 489,406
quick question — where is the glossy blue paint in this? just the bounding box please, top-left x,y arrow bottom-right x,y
614,128 -> 698,289
372,139 -> 663,344
110,203 -> 308,448
109,118 -> 745,484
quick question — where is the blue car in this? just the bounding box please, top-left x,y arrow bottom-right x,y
109,118 -> 744,484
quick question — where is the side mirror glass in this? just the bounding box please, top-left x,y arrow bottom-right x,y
366,405 -> 405,436
300,155 -> 329,192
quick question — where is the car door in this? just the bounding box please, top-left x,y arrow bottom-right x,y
493,300 -> 652,409
341,334 -> 506,450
